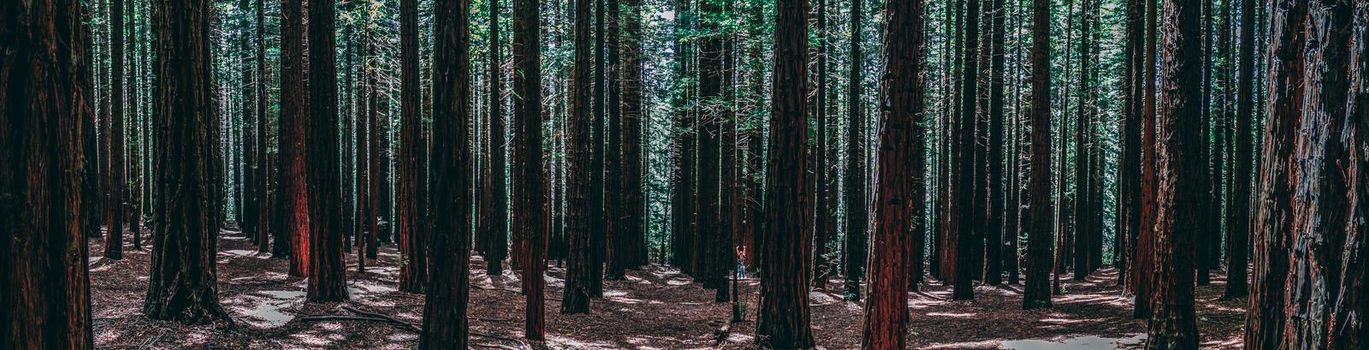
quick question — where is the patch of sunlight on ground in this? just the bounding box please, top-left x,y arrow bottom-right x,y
926,312 -> 979,318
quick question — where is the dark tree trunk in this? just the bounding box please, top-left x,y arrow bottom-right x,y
984,0 -> 1007,287
1021,0 -> 1054,310
143,0 -> 230,323
1133,0 -> 1159,319
813,0 -> 831,290
1243,1 -> 1305,348
952,0 -> 982,301
1144,0 -> 1202,346
1222,0 -> 1255,300
563,0 -> 594,314
860,0 -> 924,346
280,0 -> 310,276
306,0 -> 348,303
588,0 -> 606,297
698,0 -> 725,295
621,0 -> 647,269
1330,4 -> 1369,347
419,0 -> 474,345
103,0 -> 125,260
254,0 -> 269,255
755,1 -> 814,347
604,0 -> 627,280
0,0 -> 94,345
480,0 -> 508,276
398,0 -> 427,294
842,0 -> 868,302
512,0 -> 546,339
1072,0 -> 1094,281
365,20 -> 381,260
1283,1 -> 1352,347
1118,0 -> 1144,289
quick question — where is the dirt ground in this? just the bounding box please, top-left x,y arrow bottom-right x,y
90,227 -> 1245,349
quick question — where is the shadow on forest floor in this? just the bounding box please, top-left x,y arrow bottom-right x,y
89,227 -> 1246,349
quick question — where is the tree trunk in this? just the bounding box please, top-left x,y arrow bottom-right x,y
254,0 -> 269,255
480,0 -> 508,276
1144,0 -> 1202,346
280,0 -> 310,276
952,0 -> 982,301
398,0 -> 428,294
1283,1 -> 1352,347
984,0 -> 1007,287
1021,0 -> 1054,310
1243,1 -> 1305,348
698,0 -> 725,296
419,0 -> 474,345
562,0 -> 594,314
842,0 -> 868,301
756,1 -> 815,348
1133,0 -> 1159,319
512,0 -> 546,339
588,0 -> 606,297
621,0 -> 647,269
143,0 -> 230,323
306,0 -> 348,303
860,0 -> 924,346
1330,4 -> 1369,347
604,0 -> 627,280
1118,0 -> 1144,289
1071,0 -> 1094,281
1,0 -> 95,345
1222,0 -> 1255,300
103,0 -> 125,260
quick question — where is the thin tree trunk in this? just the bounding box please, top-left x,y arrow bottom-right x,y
398,0 -> 427,294
280,0 -> 310,276
306,0 -> 348,303
1222,0 -> 1255,300
1022,0 -> 1054,310
512,0 -> 546,339
562,0 -> 595,314
842,0 -> 868,301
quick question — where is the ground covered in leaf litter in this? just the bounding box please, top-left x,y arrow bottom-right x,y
90,227 -> 1245,349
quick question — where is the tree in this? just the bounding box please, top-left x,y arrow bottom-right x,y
479,0 -> 509,276
305,0 -> 348,303
419,0 -> 474,345
984,0 -> 1007,287
103,0 -> 125,260
1144,0 -> 1202,346
604,0 -> 627,280
698,0 -> 726,298
755,0 -> 814,347
1071,0 -> 1095,281
563,0 -> 595,314
1117,0 -> 1144,289
512,0 -> 546,339
397,0 -> 428,294
1283,1 -> 1352,347
1021,0 -> 1053,310
1332,3 -> 1369,347
842,0 -> 868,302
1244,1 -> 1305,348
620,0 -> 647,270
143,0 -> 231,323
860,0 -> 924,346
279,0 -> 310,277
1222,0 -> 1254,300
1,0 -> 94,346
253,0 -> 270,255
1132,0 -> 1159,319
952,0 -> 982,301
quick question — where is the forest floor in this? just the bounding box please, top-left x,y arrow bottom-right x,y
90,226 -> 1245,349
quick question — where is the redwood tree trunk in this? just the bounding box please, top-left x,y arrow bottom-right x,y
306,0 -> 348,303
398,0 -> 428,293
755,1 -> 814,347
621,0 -> 647,269
1021,0 -> 1054,310
104,0 -> 125,260
1,0 -> 94,346
512,0 -> 546,339
562,0 -> 594,314
279,0 -> 310,277
480,0 -> 508,276
860,0 -> 924,346
953,0 -> 982,301
143,0 -> 230,323
842,0 -> 868,302
1222,0 -> 1255,300
1144,0 -> 1201,346
1244,1 -> 1305,348
419,0 -> 474,345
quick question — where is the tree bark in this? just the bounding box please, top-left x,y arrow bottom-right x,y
1144,0 -> 1202,346
1244,1 -> 1305,348
279,0 -> 310,276
397,0 -> 428,294
1022,0 -> 1054,310
419,0 -> 474,345
1222,0 -> 1255,300
860,0 -> 924,346
103,0 -> 125,260
1133,0 -> 1159,319
143,0 -> 231,323
563,0 -> 595,314
842,0 -> 868,301
0,0 -> 95,345
306,0 -> 348,303
756,1 -> 815,348
952,0 -> 982,301
512,0 -> 546,339
480,0 -> 508,276
621,0 -> 647,270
